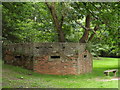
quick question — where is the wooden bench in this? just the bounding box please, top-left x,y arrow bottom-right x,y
104,69 -> 118,76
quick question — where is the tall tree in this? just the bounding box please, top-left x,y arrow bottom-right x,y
45,2 -> 65,42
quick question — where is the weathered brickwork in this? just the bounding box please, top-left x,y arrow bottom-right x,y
3,43 -> 92,75
34,56 -> 78,75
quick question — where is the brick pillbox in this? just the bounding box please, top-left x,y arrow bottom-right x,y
3,43 -> 92,75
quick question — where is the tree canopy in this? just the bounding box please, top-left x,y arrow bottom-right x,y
2,2 -> 119,57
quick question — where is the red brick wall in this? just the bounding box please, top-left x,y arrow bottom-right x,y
3,50 -> 33,70
3,43 -> 92,75
3,50 -> 92,75
78,50 -> 92,74
3,50 -> 14,64
33,56 -> 78,75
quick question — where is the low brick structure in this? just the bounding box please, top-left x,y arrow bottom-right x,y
3,43 -> 92,75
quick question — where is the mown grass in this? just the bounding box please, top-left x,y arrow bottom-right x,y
2,57 -> 119,88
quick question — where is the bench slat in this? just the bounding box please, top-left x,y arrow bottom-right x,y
104,69 -> 118,72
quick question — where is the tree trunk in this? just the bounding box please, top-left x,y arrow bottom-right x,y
45,2 -> 65,42
88,25 -> 99,41
79,14 -> 90,43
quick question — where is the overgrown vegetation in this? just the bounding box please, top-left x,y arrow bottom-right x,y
2,2 -> 119,57
1,2 -> 119,89
2,57 -> 119,88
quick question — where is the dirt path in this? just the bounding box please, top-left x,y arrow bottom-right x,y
96,77 -> 120,82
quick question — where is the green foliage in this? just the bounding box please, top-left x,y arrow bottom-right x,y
86,41 -> 119,57
2,2 -> 119,57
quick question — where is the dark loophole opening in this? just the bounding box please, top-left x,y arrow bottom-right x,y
62,46 -> 65,49
51,56 -> 60,59
84,55 -> 87,58
15,56 -> 21,58
49,47 -> 52,48
36,47 -> 39,49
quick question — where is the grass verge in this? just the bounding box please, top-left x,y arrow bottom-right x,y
2,57 -> 119,88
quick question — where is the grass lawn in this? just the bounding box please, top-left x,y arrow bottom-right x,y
2,57 -> 119,88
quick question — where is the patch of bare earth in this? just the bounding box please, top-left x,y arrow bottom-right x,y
96,77 -> 120,82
